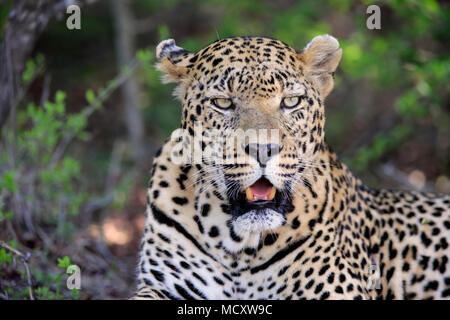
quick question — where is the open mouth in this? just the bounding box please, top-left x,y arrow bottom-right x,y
226,176 -> 294,218
245,177 -> 276,202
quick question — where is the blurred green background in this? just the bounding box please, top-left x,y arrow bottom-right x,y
0,0 -> 448,299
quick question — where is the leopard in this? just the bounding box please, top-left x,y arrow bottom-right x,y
134,35 -> 450,300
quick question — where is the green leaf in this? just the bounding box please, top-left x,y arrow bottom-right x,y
137,49 -> 153,64
0,248 -> 12,265
85,89 -> 96,105
158,24 -> 170,41
4,211 -> 14,220
57,256 -> 71,269
3,171 -> 18,193
8,239 -> 18,249
70,289 -> 81,299
67,114 -> 87,132
0,210 -> 14,222
22,59 -> 36,84
55,90 -> 66,105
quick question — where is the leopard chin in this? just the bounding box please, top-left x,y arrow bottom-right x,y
222,208 -> 286,254
222,177 -> 294,253
232,208 -> 286,234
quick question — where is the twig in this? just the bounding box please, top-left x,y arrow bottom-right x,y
40,73 -> 52,108
82,193 -> 114,216
48,58 -> 141,169
0,240 -> 34,300
105,140 -> 126,192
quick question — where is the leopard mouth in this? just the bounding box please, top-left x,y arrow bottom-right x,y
245,177 -> 276,202
226,177 -> 294,218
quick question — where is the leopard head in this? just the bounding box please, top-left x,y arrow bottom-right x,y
156,35 -> 342,247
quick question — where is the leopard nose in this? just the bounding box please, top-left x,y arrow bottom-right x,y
244,143 -> 282,166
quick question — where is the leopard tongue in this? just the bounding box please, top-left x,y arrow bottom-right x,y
245,178 -> 276,201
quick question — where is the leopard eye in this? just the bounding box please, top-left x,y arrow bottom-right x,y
212,98 -> 234,110
281,96 -> 303,109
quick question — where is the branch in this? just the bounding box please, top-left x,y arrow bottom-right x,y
0,240 -> 34,300
48,58 -> 142,168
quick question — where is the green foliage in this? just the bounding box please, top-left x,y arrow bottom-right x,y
57,256 -> 71,269
351,124 -> 412,171
0,210 -> 14,222
137,49 -> 153,64
2,171 -> 18,193
336,0 -> 448,171
0,46 -> 150,242
32,256 -> 77,300
0,63 -> 88,295
0,248 -> 13,266
0,46 -> 151,299
22,54 -> 45,84
0,88 -> 89,238
35,286 -> 57,300
0,241 -> 79,299
157,24 -> 170,41
85,89 -> 96,105
0,169 -> 16,222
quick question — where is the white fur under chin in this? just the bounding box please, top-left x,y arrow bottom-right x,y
223,209 -> 285,253
233,209 -> 285,234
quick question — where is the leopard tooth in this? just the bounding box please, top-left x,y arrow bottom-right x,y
246,188 -> 254,201
267,187 -> 276,201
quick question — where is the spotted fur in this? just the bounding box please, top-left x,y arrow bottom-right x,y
134,36 -> 450,300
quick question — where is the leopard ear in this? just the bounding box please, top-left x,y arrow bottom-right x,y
156,39 -> 196,83
297,35 -> 342,98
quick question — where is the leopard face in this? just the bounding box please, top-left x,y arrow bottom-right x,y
157,36 -> 342,239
